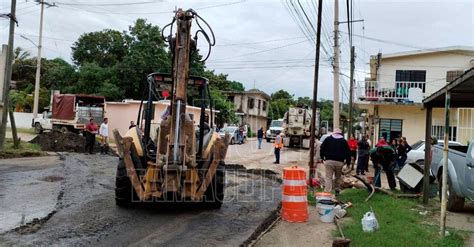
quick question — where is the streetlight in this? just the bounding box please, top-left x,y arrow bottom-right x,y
30,1 -> 56,124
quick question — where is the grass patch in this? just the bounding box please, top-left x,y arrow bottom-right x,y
6,127 -> 36,135
0,139 -> 44,159
338,189 -> 465,247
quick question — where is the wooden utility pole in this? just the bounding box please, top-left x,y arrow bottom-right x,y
332,0 -> 340,131
348,46 -> 355,136
422,107 -> 432,204
0,0 -> 17,150
440,90 -> 450,237
309,0 -> 323,181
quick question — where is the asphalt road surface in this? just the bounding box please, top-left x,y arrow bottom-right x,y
0,153 -> 281,246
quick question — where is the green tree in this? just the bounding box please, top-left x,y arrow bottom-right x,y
41,58 -> 77,90
72,62 -> 124,100
119,19 -> 171,99
268,90 -> 295,119
72,29 -> 127,67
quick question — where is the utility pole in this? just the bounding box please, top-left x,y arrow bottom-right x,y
308,0 -> 323,181
0,0 -> 17,150
332,0 -> 340,131
348,46 -> 355,136
32,0 -> 45,121
32,1 -> 55,121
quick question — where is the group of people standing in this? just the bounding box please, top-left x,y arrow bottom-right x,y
320,130 -> 412,194
84,117 -> 109,155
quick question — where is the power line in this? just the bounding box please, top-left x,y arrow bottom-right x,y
215,36 -> 307,47
343,31 -> 474,57
212,39 -> 309,61
53,0 -> 161,7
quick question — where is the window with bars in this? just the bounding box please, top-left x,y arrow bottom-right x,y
431,125 -> 457,142
395,70 -> 426,82
378,119 -> 402,142
446,70 -> 464,82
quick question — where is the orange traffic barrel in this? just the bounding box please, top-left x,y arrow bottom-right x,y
281,166 -> 308,222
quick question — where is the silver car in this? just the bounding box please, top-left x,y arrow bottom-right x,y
219,126 -> 246,145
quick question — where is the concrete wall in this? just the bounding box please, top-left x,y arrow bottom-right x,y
364,104 -> 459,144
377,51 -> 474,96
7,112 -> 43,129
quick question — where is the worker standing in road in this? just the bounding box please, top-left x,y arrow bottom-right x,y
99,118 -> 109,154
273,131 -> 283,164
84,118 -> 98,154
257,127 -> 264,149
348,135 -> 358,171
320,128 -> 351,196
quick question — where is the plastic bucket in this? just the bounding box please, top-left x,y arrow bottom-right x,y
317,199 -> 335,223
315,192 -> 333,203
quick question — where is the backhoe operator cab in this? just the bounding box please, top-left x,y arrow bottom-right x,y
113,9 -> 230,208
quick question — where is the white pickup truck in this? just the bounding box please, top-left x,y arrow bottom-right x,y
430,140 -> 474,211
266,119 -> 284,142
33,111 -> 53,134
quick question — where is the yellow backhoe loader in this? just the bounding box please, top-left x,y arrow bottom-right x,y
113,9 -> 229,208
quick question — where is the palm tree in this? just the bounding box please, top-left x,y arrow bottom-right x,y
14,47 -> 31,61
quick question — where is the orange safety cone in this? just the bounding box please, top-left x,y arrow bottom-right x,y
281,166 -> 308,222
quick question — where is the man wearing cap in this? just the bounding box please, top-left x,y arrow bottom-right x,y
85,118 -> 98,154
320,128 -> 351,195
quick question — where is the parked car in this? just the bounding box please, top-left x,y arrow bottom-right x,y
218,126 -> 246,145
406,139 -> 462,166
430,139 -> 474,211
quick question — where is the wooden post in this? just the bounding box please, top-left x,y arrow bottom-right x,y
308,0 -> 323,181
440,90 -> 450,237
422,107 -> 432,204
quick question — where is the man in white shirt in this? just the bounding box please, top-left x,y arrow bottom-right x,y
99,117 -> 109,154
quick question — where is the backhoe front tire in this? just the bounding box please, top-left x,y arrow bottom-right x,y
115,159 -> 138,207
204,161 -> 225,209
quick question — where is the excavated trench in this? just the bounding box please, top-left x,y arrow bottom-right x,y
0,154 -> 282,246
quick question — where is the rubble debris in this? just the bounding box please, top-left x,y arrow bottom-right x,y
30,130 -> 99,153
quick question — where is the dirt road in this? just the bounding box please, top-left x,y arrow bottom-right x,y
0,153 -> 281,246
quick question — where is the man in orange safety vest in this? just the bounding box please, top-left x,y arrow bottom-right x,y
274,131 -> 283,164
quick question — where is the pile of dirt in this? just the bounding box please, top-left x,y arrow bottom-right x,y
30,130 -> 98,153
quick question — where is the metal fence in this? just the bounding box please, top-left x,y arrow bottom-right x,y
356,81 -> 426,103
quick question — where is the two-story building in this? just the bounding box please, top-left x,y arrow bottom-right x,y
356,46 -> 474,145
223,89 -> 270,133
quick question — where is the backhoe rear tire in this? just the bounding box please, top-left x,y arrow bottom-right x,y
204,161 -> 225,209
115,159 -> 138,207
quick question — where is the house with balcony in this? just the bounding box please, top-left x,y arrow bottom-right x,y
222,89 -> 270,132
356,46 -> 474,145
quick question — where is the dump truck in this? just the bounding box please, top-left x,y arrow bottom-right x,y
283,106 -> 319,148
33,93 -> 105,134
113,9 -> 229,208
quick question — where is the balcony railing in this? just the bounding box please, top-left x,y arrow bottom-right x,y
356,81 -> 425,103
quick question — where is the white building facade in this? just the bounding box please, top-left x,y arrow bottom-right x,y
356,46 -> 474,144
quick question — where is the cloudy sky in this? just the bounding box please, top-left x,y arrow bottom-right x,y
1,0 -> 473,101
